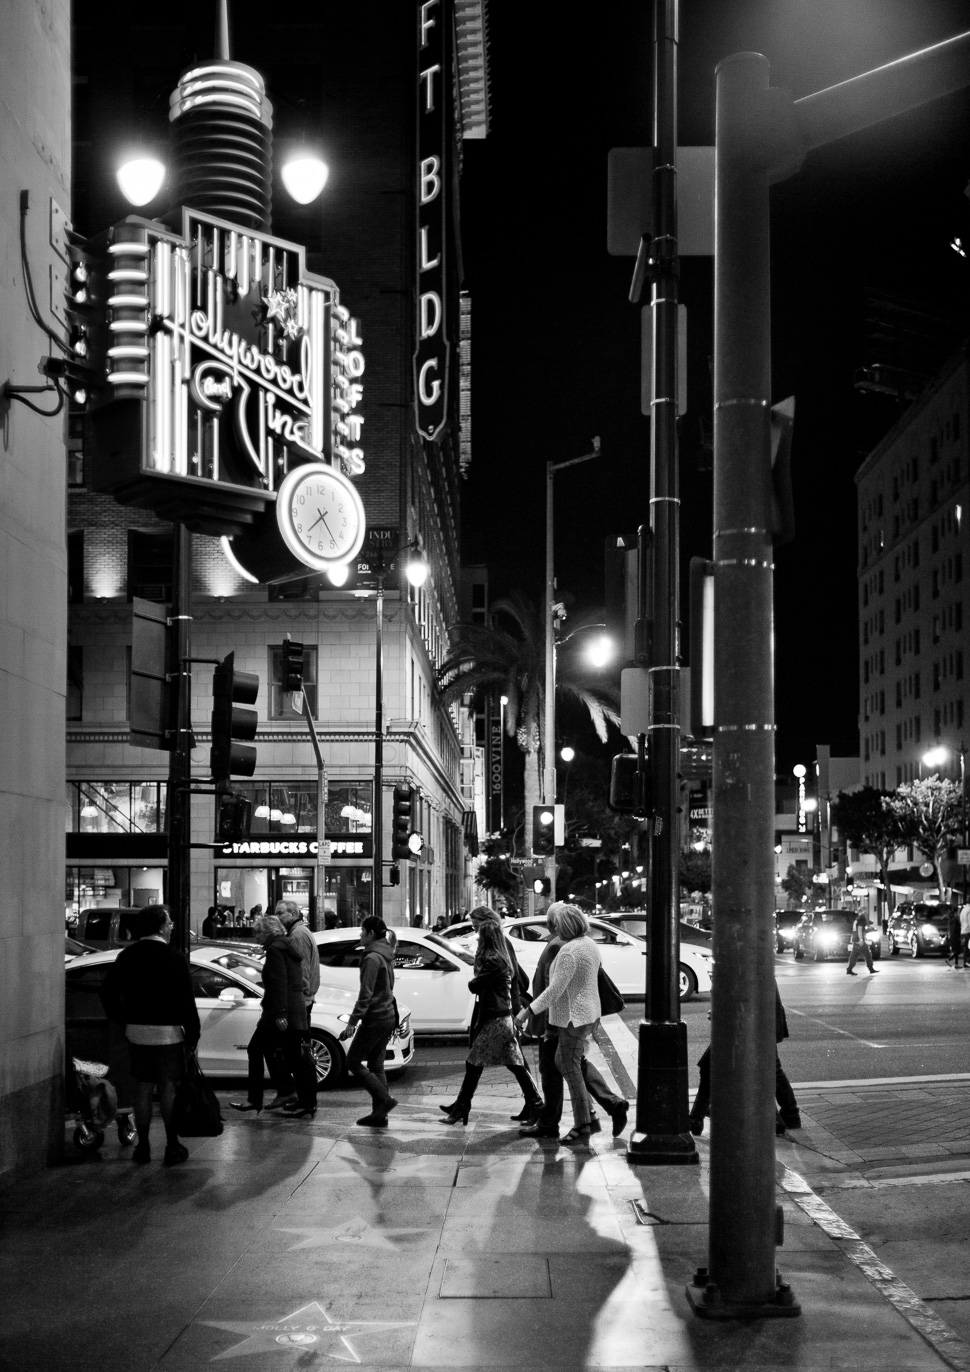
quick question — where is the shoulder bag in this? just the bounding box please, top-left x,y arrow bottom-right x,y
597,965 -> 625,1017
173,1050 -> 224,1136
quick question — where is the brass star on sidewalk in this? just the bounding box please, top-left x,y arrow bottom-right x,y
276,1218 -> 433,1250
204,1300 -> 415,1363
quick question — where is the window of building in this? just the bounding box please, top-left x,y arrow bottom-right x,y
67,646 -> 83,721
127,530 -> 174,602
68,781 -> 167,833
269,645 -> 318,718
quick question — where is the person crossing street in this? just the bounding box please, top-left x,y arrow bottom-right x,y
846,909 -> 878,975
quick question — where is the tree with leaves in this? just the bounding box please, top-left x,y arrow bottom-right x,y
437,590 -> 620,828
832,785 -> 911,913
780,863 -> 818,906
886,776 -> 964,900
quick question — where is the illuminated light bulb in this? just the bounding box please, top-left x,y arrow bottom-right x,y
327,563 -> 350,587
270,808 -> 283,822
116,157 -> 166,207
281,813 -> 296,826
405,555 -> 429,588
281,154 -> 329,205
254,804 -> 270,819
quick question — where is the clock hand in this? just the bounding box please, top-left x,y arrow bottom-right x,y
306,508 -> 326,534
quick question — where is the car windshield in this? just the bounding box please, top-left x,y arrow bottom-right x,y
425,932 -> 473,966
206,951 -> 264,982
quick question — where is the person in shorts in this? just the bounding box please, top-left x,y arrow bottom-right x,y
101,905 -> 200,1166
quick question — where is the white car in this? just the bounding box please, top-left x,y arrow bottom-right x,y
441,915 -> 713,1002
65,947 -> 415,1089
313,927 -> 476,1034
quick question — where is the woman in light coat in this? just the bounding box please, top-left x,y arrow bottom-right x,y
517,903 -> 601,1143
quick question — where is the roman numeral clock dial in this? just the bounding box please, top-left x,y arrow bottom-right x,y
276,463 -> 366,572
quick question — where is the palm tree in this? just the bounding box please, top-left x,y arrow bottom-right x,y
437,590 -> 620,831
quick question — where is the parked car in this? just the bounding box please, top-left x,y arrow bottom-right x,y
73,908 -> 142,949
887,903 -> 950,957
65,947 -> 414,1088
791,909 -> 881,962
314,927 -> 476,1034
65,936 -> 98,962
441,914 -> 713,1002
597,912 -> 714,950
774,910 -> 802,953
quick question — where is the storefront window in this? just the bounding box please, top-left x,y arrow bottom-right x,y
68,781 -> 167,834
211,864 -> 372,933
230,781 -> 372,836
65,865 -> 165,925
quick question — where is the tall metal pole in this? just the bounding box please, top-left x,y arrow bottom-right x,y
373,573 -> 385,923
628,0 -> 695,1167
544,460 -> 557,903
168,522 -> 192,955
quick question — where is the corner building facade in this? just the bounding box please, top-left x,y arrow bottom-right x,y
67,3 -> 488,933
855,346 -> 968,790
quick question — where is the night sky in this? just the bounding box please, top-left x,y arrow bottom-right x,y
457,1 -> 970,775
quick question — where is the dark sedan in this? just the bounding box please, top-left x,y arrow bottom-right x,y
792,909 -> 881,962
887,903 -> 950,958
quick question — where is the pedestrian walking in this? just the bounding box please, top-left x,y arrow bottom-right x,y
229,913 -> 316,1119
960,899 -> 970,968
276,900 -> 320,1025
519,904 -> 628,1140
945,901 -> 963,968
688,984 -> 801,1137
846,909 -> 878,975
515,903 -> 601,1145
338,916 -> 400,1127
440,919 -> 543,1127
100,904 -> 200,1167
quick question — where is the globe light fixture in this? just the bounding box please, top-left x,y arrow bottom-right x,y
404,552 -> 429,588
116,156 -> 166,206
327,563 -> 350,587
922,745 -> 948,770
585,633 -> 614,669
560,746 -> 575,763
280,152 -> 329,204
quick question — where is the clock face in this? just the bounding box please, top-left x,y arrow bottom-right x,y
276,463 -> 366,571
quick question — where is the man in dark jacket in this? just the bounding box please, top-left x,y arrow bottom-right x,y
519,909 -> 629,1139
100,905 -> 200,1166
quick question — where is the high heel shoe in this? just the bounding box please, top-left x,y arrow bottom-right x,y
229,1102 -> 262,1114
438,1100 -> 459,1114
442,1104 -> 469,1126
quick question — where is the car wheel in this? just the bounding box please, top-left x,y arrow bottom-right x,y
889,934 -> 899,956
910,936 -> 923,959
678,964 -> 698,1001
72,1124 -> 104,1151
793,943 -> 804,960
308,1030 -> 345,1089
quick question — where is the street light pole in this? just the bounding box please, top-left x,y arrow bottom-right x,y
544,441 -> 601,897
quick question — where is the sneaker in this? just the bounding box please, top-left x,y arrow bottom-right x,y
846,970 -> 857,976
163,1142 -> 189,1167
132,1141 -> 151,1164
869,968 -> 879,974
611,1101 -> 629,1137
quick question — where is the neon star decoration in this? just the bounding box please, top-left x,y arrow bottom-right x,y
262,286 -> 301,332
204,1301 -> 416,1363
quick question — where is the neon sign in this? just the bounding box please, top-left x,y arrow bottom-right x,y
413,0 -> 449,441
90,208 -> 365,535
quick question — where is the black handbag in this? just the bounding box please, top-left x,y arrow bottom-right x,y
597,966 -> 625,1017
173,1050 -> 224,1136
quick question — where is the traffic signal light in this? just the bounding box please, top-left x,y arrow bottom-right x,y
281,639 -> 304,692
217,792 -> 252,843
389,864 -> 401,886
57,222 -> 110,408
210,652 -> 259,782
392,786 -> 414,861
532,806 -> 556,857
532,877 -> 551,896
609,753 -> 651,817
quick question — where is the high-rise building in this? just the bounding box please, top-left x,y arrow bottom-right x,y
855,345 -> 968,790
67,4 -> 489,933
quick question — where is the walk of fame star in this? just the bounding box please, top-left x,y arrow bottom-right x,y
203,1300 -> 415,1363
276,1217 -> 432,1250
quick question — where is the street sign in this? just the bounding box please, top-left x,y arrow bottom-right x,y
319,840 -> 332,862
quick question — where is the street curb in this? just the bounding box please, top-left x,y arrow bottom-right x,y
596,1010 -> 970,1368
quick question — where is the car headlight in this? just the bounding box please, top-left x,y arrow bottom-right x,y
780,926 -> 796,939
394,1014 -> 411,1038
865,931 -> 880,942
922,923 -> 940,938
818,930 -> 839,945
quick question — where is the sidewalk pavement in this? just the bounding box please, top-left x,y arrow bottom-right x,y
2,1024 -> 969,1372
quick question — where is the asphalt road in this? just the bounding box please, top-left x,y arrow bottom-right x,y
618,946 -> 970,1085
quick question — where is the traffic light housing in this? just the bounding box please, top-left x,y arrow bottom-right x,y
281,639 -> 304,693
217,792 -> 252,843
210,652 -> 259,782
392,786 -> 414,861
532,877 -> 552,896
609,753 -> 652,817
532,806 -> 556,857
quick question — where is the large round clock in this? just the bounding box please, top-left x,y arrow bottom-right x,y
276,462 -> 366,571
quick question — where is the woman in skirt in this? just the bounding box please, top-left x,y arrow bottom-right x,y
440,920 -> 542,1126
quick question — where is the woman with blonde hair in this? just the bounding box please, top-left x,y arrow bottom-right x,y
516,902 -> 601,1143
440,918 -> 542,1126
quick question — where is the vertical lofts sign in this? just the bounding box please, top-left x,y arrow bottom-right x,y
414,0 -> 450,442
